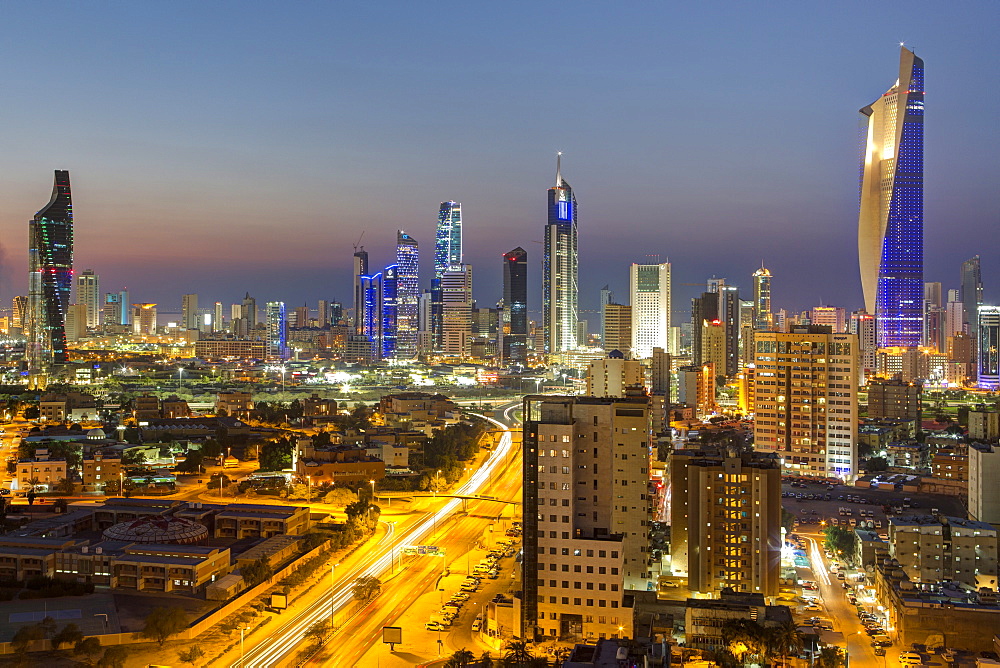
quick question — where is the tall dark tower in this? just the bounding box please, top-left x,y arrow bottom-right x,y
353,246 -> 369,335
502,247 -> 528,364
28,170 -> 73,370
543,153 -> 578,355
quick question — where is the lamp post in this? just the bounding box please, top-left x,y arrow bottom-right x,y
240,626 -> 247,662
306,475 -> 312,504
369,478 -> 376,501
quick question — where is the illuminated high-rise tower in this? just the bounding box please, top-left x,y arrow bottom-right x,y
630,262 -> 671,359
395,231 -> 419,357
961,255 -> 983,341
543,153 -> 578,354
431,202 -> 462,352
753,265 -> 773,331
27,170 -> 74,369
502,247 -> 528,365
858,46 -> 924,348
76,269 -> 100,330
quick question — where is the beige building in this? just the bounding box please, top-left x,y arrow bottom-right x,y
523,394 -> 652,642
753,328 -> 859,479
212,503 -> 311,539
969,409 -> 1000,442
700,320 -> 726,379
668,447 -> 781,597
16,452 -> 67,492
586,354 -> 644,398
970,443 -> 1000,525
888,515 -> 997,588
195,339 -> 267,360
82,452 -> 123,492
602,303 -> 632,354
216,391 -> 254,418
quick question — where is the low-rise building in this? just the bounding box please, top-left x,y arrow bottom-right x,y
38,392 -> 98,422
213,504 -> 311,539
15,451 -> 68,492
111,544 -> 230,593
81,452 -> 123,492
969,408 -> 1000,443
684,589 -> 792,655
216,391 -> 254,418
296,443 -> 386,485
889,514 -> 998,588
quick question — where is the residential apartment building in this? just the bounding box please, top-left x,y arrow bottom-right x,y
888,515 -> 998,588
522,394 -> 652,642
668,447 -> 781,597
602,303 -> 632,354
586,353 -> 644,398
969,408 -> 1000,443
82,452 -> 122,492
867,377 -> 922,421
969,443 -> 1000,525
753,328 -> 859,479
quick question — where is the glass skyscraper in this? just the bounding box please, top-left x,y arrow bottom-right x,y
753,265 -> 772,331
431,202 -> 462,353
395,231 -> 419,358
978,306 -> 1000,391
858,47 -> 924,348
28,170 -> 74,369
381,265 -> 398,359
543,153 -> 578,354
502,247 -> 528,364
961,255 -> 983,341
265,301 -> 288,361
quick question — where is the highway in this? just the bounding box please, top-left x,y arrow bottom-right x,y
231,402 -> 520,668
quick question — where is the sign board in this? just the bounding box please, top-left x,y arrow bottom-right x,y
270,592 -> 287,610
382,626 -> 402,650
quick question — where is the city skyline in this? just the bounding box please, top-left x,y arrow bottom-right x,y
0,5 -> 998,319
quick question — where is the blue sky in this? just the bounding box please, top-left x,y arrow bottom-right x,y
1,2 -> 997,322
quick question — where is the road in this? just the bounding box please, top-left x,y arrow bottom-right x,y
319,408 -> 522,666
229,403 -> 521,668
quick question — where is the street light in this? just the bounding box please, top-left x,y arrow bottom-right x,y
369,478 -> 376,501
306,475 -> 312,503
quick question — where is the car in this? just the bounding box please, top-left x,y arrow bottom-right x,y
451,592 -> 470,601
426,621 -> 445,631
874,646 -> 886,656
0,489 -> 9,496
471,617 -> 482,632
899,651 -> 923,665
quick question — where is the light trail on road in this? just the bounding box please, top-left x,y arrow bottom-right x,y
232,408 -> 517,668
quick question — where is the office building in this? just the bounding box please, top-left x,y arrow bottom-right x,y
969,444 -> 1000,525
700,320 -> 726,379
692,285 -> 740,377
543,153 -> 578,355
677,364 -> 716,417
811,306 -> 846,333
265,301 -> 288,360
753,328 -> 859,478
11,296 -> 27,333
753,266 -> 772,331
76,269 -> 100,330
131,304 -> 157,335
213,302 -> 224,332
668,446 -> 781,596
431,202 -> 462,352
599,286 -> 613,345
850,309 -> 876,381
867,377 -> 922,421
602,303 -> 631,354
978,305 -> 1000,390
522,394 -> 651,642
630,262 -> 671,359
394,231 -> 419,358
27,170 -> 73,368
858,47 -> 924,348
380,265 -> 398,358
352,246 -> 369,334
441,264 -> 472,358
502,247 -> 528,365
181,294 -> 199,330
962,256 -> 983,342
64,304 -> 88,343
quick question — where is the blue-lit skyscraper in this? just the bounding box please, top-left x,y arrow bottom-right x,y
431,202 -> 462,353
978,306 -> 1000,390
381,265 -> 398,359
858,46 -> 924,348
265,301 -> 288,361
27,170 -> 74,370
543,153 -> 578,354
395,231 -> 419,358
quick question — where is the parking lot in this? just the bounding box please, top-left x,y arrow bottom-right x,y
781,479 -> 966,534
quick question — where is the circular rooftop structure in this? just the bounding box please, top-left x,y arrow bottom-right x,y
102,515 -> 208,544
87,428 -> 107,440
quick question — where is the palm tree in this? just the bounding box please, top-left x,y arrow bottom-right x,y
503,639 -> 535,667
445,648 -> 475,668
768,619 -> 804,667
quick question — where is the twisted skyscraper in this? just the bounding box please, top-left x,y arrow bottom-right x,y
858,46 -> 924,348
28,170 -> 74,370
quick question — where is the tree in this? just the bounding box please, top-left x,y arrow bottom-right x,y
97,645 -> 128,668
241,557 -> 273,587
74,637 -> 102,663
38,615 -> 58,638
863,456 -> 888,473
26,489 -> 36,506
479,651 -> 495,668
23,405 -> 39,420
139,606 -> 188,646
201,439 -> 223,459
175,449 -> 204,474
54,478 -> 77,495
815,646 -> 845,668
178,645 -> 206,664
304,619 -> 330,646
446,648 -> 476,668
53,623 -> 84,649
122,449 -> 147,466
352,575 -> 381,602
503,639 -> 536,667
768,618 -> 803,666
823,526 -> 857,563
11,623 -> 45,653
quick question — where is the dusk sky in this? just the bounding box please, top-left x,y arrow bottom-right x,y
1,2 -> 998,323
